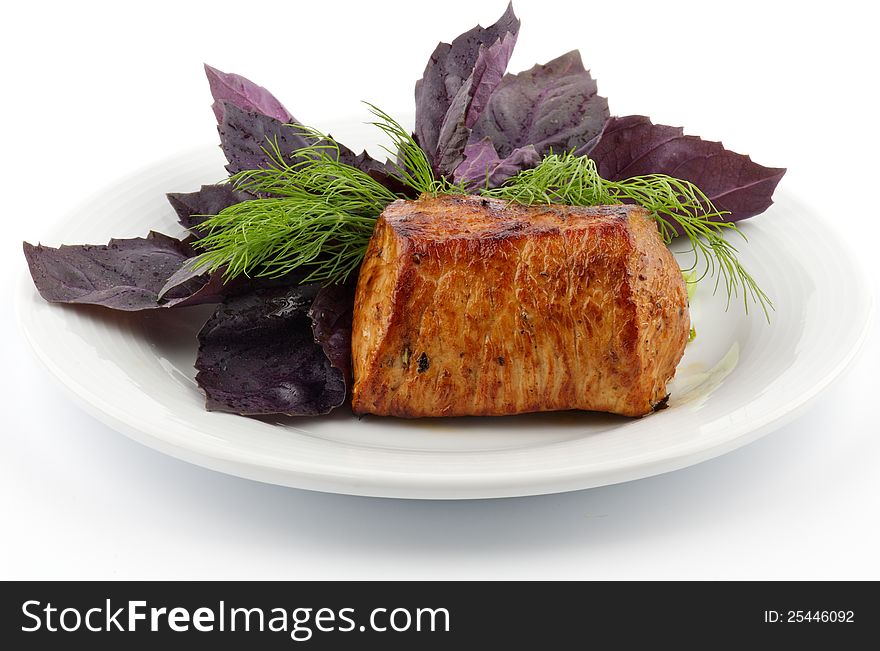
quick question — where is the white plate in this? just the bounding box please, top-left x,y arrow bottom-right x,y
15,142 -> 873,499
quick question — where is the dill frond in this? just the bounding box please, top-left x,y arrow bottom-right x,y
481,154 -> 613,205
364,103 -> 465,196
192,123 -> 400,285
192,107 -> 469,285
192,112 -> 770,317
193,198 -> 377,284
230,127 -> 398,210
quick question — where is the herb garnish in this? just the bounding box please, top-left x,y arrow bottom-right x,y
193,119 -> 397,285
192,108 -> 771,315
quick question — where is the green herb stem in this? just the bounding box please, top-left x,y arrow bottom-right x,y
364,103 -> 444,196
192,112 -> 771,316
194,198 -> 378,284
192,120 -> 403,284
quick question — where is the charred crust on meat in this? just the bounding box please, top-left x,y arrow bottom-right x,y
652,394 -> 670,411
351,195 -> 688,418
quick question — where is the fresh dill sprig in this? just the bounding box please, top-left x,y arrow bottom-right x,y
230,125 -> 398,210
364,103 -> 464,196
191,124 -> 400,284
484,153 -> 772,318
192,111 -> 770,317
481,153 -> 613,206
193,198 -> 378,284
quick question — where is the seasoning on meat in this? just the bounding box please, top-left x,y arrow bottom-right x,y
351,195 -> 689,417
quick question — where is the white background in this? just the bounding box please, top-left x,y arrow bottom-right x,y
2,0 -> 877,579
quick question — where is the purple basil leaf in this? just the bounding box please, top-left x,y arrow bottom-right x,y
218,103 -> 397,196
158,261 -> 306,308
23,232 -> 206,311
204,64 -> 293,124
205,65 -> 395,188
338,148 -> 380,171
218,103 -> 362,175
156,260 -> 222,307
584,115 -> 787,223
336,148 -> 412,196
166,184 -> 251,237
339,149 -> 389,176
414,3 -> 520,165
465,31 -> 518,129
218,102 -> 314,175
195,285 -> 346,416
436,30 -> 518,177
349,153 -> 413,197
454,138 -> 540,189
470,50 -> 609,158
308,282 -> 355,390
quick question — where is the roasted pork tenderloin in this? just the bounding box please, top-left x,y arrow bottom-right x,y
351,195 -> 689,417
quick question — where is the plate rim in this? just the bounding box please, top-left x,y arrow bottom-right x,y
15,146 -> 875,499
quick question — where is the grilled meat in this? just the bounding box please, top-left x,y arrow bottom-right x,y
351,194 -> 689,417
